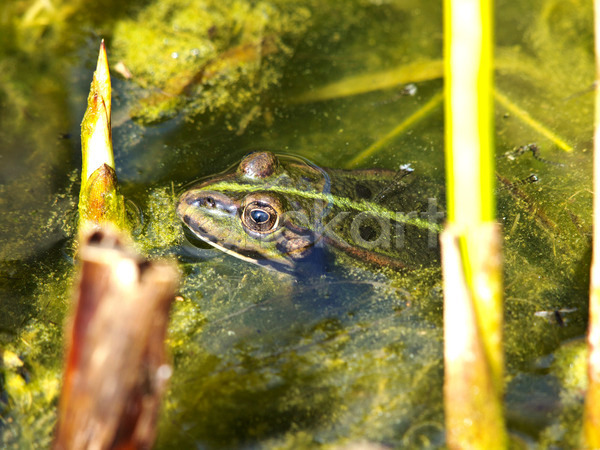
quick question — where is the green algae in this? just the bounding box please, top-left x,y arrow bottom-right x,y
156,257 -> 445,448
535,340 -> 588,448
0,262 -> 72,447
112,0 -> 312,125
135,186 -> 183,254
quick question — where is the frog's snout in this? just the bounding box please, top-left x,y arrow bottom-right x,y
177,190 -> 238,228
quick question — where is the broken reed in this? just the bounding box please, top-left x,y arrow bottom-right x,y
78,40 -> 125,235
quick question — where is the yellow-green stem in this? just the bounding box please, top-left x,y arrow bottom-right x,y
444,2 -> 495,225
78,41 -> 125,235
443,0 -> 507,447
583,0 -> 600,446
494,89 -> 574,153
346,91 -> 443,169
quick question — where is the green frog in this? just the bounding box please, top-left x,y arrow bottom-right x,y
177,151 -> 443,274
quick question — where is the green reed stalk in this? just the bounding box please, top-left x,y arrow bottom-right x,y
442,0 -> 507,448
583,0 -> 600,446
78,41 -> 125,236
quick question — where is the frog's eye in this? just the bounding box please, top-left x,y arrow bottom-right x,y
242,201 -> 279,235
241,193 -> 284,236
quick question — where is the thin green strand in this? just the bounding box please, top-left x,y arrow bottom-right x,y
203,181 -> 443,233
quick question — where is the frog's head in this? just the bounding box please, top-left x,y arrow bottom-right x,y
177,152 -> 328,272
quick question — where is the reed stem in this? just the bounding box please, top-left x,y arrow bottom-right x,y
443,0 -> 507,447
78,41 -> 125,236
583,0 -> 600,446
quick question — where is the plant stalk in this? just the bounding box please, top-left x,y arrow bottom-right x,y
443,0 -> 507,447
78,41 -> 125,236
583,0 -> 600,446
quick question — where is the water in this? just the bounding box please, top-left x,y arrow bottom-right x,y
0,0 -> 594,447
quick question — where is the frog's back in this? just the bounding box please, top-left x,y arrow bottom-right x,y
322,166 -> 442,271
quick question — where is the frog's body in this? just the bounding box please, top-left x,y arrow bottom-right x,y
177,152 -> 442,274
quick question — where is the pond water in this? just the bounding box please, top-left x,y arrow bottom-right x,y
0,0 -> 594,448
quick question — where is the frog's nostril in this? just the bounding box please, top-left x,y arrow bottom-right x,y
190,196 -> 216,208
205,196 -> 216,208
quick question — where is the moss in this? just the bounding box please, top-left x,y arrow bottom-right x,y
111,0 -> 312,125
537,340 -> 588,449
133,186 -> 183,255
1,271 -> 71,447
552,339 -> 588,394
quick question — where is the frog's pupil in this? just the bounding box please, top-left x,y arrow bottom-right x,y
251,209 -> 270,224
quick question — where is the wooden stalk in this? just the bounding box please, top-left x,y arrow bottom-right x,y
54,230 -> 178,450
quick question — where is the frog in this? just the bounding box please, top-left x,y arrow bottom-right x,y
176,151 -> 443,274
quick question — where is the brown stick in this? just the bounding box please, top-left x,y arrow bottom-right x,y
54,229 -> 178,450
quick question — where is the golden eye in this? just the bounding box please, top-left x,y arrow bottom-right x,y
242,202 -> 278,234
241,195 -> 282,235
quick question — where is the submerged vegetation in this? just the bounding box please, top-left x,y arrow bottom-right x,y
0,0 -> 596,448
111,0 -> 312,125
